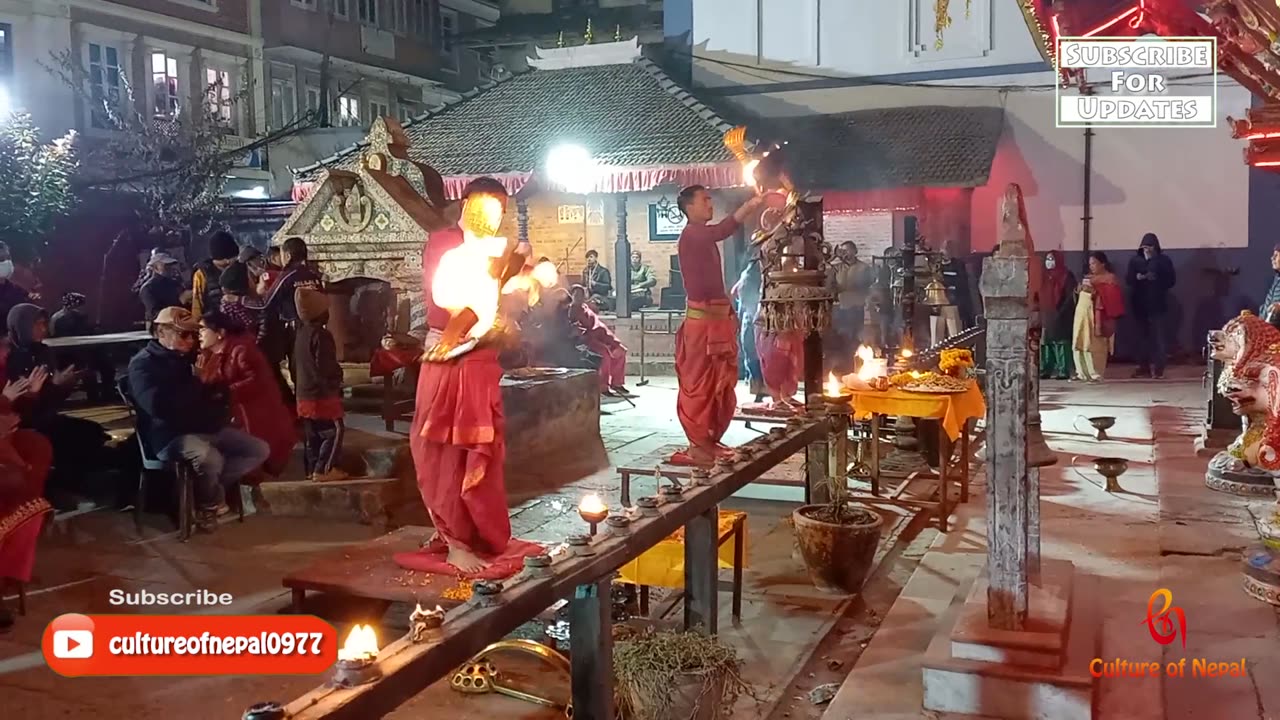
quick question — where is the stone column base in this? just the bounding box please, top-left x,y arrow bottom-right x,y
922,559 -> 1098,719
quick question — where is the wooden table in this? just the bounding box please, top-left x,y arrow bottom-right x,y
848,382 -> 985,532
282,526 -> 472,612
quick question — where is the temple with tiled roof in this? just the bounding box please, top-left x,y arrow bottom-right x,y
284,37 -> 1008,339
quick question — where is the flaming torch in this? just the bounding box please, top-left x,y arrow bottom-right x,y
332,624 -> 381,687
426,194 -> 558,362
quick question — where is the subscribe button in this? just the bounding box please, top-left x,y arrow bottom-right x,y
42,613 -> 339,677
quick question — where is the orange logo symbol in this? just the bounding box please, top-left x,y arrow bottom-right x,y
1142,588 -> 1187,649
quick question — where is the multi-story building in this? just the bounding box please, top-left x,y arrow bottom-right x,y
461,0 -> 661,74
670,0 -> 1261,361
0,0 -> 499,197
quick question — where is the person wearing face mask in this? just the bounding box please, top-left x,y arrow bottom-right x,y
128,307 -> 269,530
1038,250 -> 1077,380
139,253 -> 186,323
1125,233 -> 1176,379
0,243 -> 32,327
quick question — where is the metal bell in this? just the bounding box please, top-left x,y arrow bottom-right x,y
922,278 -> 950,306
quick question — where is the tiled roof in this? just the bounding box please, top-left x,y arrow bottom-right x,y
760,105 -> 1005,191
295,58 -> 736,181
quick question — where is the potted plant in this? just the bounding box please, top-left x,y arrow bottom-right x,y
792,458 -> 883,594
614,628 -> 754,720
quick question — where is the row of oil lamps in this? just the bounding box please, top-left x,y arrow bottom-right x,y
244,419 -> 830,719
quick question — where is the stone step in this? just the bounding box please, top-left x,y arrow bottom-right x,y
257,476 -> 404,527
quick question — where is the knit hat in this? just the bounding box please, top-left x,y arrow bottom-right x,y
219,262 -> 250,295
208,230 -> 239,261
295,287 -> 329,323
61,292 -> 86,310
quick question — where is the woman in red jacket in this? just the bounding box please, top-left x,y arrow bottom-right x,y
197,310 -> 297,478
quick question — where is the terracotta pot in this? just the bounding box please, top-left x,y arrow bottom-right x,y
792,504 -> 883,594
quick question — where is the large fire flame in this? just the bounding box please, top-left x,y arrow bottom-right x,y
431,193 -> 559,341
338,624 -> 379,662
855,345 -> 887,382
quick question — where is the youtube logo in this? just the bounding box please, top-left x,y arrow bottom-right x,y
53,629 -> 93,659
43,613 -> 97,674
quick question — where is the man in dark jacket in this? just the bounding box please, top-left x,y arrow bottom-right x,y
192,231 -> 240,317
139,253 -> 186,322
1125,232 -> 1177,379
0,242 -> 33,324
248,236 -> 322,401
127,307 -> 269,528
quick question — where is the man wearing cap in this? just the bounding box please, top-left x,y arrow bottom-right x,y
139,253 -> 186,322
127,307 -> 269,529
192,230 -> 241,317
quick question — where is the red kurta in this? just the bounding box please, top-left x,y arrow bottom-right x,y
199,334 -> 298,476
570,303 -> 628,390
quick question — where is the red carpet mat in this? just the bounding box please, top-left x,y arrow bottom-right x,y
392,538 -> 544,581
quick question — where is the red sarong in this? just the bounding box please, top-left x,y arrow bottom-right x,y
676,300 -> 739,450
756,327 -> 802,400
401,348 -> 541,578
0,430 -> 52,584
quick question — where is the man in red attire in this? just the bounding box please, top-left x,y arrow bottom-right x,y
673,185 -> 763,465
404,177 -> 536,576
567,285 -> 632,397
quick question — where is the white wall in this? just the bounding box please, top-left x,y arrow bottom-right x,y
1,1 -> 75,139
691,0 -> 1043,79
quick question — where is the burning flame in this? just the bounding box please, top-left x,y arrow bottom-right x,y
579,493 -> 607,515
900,348 -> 913,358
338,624 -> 379,662
432,235 -> 508,335
501,260 -> 560,308
855,345 -> 887,382
824,372 -> 844,397
743,158 -> 760,188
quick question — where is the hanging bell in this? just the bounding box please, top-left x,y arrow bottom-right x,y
922,278 -> 950,306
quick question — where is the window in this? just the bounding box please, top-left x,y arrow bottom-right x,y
205,67 -> 234,129
291,0 -> 317,8
368,98 -> 389,124
411,0 -> 429,38
357,0 -> 377,26
305,85 -> 321,113
440,9 -> 458,72
271,76 -> 296,129
397,103 -> 417,124
389,0 -> 408,34
88,43 -> 123,129
0,24 -> 12,80
336,95 -> 360,126
333,0 -> 348,18
151,51 -> 181,117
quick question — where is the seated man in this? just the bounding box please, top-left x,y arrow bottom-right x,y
629,250 -> 657,312
581,250 -> 613,312
127,307 -> 269,531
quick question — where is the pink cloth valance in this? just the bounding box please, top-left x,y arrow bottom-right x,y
291,162 -> 747,203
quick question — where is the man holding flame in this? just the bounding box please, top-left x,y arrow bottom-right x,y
671,185 -> 765,466
400,178 -> 551,576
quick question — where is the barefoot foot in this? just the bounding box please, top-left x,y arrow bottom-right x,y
446,546 -> 489,575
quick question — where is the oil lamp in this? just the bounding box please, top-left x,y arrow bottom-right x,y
409,604 -> 445,644
332,624 -> 381,687
242,702 -> 286,720
578,494 -> 608,536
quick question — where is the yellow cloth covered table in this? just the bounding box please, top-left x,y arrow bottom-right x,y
851,380 -> 985,440
617,511 -> 746,588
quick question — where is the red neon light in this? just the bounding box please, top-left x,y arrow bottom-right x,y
1082,5 -> 1138,37
1246,132 -> 1280,140
1252,161 -> 1280,167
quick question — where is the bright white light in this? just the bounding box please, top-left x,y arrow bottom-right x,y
545,144 -> 597,194
232,185 -> 268,199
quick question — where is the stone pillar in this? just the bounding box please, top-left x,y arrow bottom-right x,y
614,193 -> 632,318
516,198 -> 530,246
980,236 -> 1032,631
